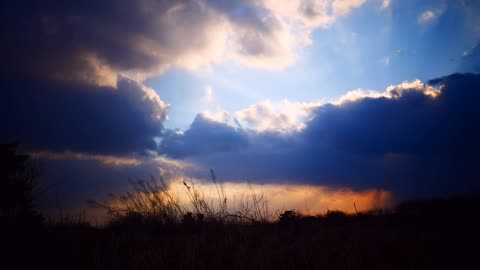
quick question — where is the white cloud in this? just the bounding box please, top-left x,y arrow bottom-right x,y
232,79 -> 441,133
235,99 -> 323,132
418,10 -> 435,23
200,111 -> 232,124
334,80 -> 440,105
126,78 -> 170,122
418,5 -> 446,24
332,0 -> 368,16
381,0 -> 392,9
225,0 -> 341,69
333,89 -> 387,105
384,80 -> 440,98
204,85 -> 214,102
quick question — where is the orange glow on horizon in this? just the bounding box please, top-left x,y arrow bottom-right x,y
168,179 -> 393,215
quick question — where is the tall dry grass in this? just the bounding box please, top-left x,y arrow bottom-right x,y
88,170 -> 272,225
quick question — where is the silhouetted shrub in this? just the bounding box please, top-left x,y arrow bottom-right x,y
0,142 -> 44,226
323,210 -> 349,224
278,210 -> 298,224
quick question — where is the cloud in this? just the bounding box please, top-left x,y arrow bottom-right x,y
262,0 -> 335,28
230,80 -> 439,134
332,0 -> 368,16
159,73 -> 480,199
204,86 -> 214,102
459,42 -> 480,72
381,0 -> 392,9
20,73 -> 480,212
33,151 -> 189,213
418,5 -> 446,24
32,148 -> 391,217
329,78 -> 439,105
418,10 -> 436,23
31,151 -> 142,167
159,113 -> 248,158
235,100 -> 322,132
1,76 -> 168,155
2,0 -> 229,84
1,0 -> 369,84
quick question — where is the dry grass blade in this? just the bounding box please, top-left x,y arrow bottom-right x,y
89,172 -> 275,225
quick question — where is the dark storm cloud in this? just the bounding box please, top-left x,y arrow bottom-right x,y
159,113 -> 249,158
33,152 -> 187,211
160,73 -> 480,199
1,0 -> 320,82
1,0 -> 220,82
0,0 -> 350,165
1,76 -> 168,155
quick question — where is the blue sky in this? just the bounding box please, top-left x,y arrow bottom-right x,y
145,0 -> 479,130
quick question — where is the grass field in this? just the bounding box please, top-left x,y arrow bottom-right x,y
4,195 -> 480,270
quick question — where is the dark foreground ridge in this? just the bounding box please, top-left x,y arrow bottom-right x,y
1,142 -> 480,269
3,195 -> 480,270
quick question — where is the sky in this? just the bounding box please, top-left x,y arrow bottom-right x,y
2,0 -> 480,216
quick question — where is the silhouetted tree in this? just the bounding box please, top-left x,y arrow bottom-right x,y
0,142 -> 43,226
279,210 -> 297,224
